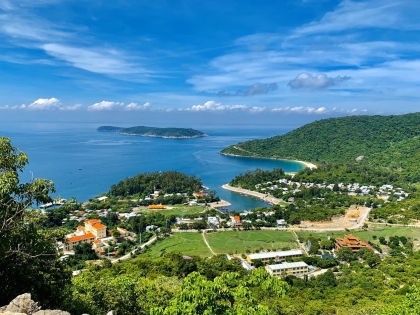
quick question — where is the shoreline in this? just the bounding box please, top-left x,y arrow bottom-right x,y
219,152 -> 317,170
222,184 -> 283,206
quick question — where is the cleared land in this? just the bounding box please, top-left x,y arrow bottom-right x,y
205,230 -> 297,255
134,204 -> 205,217
144,233 -> 211,257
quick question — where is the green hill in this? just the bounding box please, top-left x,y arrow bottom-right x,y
221,113 -> 420,164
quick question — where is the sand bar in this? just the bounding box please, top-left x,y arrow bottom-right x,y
222,184 -> 283,205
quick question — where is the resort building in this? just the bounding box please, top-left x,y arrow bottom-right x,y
64,233 -> 95,251
246,249 -> 303,265
84,219 -> 107,239
148,204 -> 166,209
265,261 -> 309,278
335,235 -> 373,252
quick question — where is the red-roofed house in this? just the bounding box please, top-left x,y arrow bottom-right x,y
64,233 -> 95,251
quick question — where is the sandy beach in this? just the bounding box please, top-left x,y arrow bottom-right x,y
222,184 -> 283,205
293,160 -> 317,169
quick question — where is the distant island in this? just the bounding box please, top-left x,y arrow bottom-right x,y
97,125 -> 207,139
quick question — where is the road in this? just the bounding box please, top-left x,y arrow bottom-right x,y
110,235 -> 157,264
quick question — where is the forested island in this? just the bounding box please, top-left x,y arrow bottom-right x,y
221,113 -> 420,164
97,125 -> 207,138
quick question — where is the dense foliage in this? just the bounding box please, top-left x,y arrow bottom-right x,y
98,125 -> 206,138
0,137 -> 71,307
229,168 -> 287,190
221,113 -> 420,164
109,171 -> 203,197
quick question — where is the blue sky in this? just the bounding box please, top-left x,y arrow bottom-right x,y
0,0 -> 419,125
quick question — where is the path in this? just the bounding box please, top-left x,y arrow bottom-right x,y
202,232 -> 216,256
110,235 -> 157,264
291,230 -> 309,256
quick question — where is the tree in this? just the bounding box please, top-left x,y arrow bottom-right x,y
336,247 -> 358,262
0,137 -> 71,307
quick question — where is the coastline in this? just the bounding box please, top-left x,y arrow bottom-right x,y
222,184 -> 283,206
220,152 -> 317,170
118,132 -> 208,139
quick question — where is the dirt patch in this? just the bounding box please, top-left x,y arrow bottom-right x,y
298,206 -> 368,229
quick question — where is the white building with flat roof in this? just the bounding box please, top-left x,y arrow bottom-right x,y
246,249 -> 303,265
265,261 -> 308,278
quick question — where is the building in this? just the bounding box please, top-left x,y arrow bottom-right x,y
84,219 -> 107,239
246,249 -> 303,265
277,219 -> 287,227
64,233 -> 95,251
148,204 -> 166,209
335,235 -> 373,252
265,261 -> 309,278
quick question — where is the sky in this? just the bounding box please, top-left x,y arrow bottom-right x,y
0,0 -> 419,126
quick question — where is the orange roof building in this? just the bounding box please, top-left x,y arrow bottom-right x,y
335,235 -> 373,252
64,233 -> 95,251
148,204 -> 166,209
84,219 -> 107,239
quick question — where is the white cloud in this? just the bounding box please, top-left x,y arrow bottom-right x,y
88,101 -> 123,111
187,101 -> 247,111
59,104 -> 82,111
271,106 -> 364,115
28,97 -> 61,110
288,73 -> 350,89
249,107 -> 266,113
124,102 -> 151,111
292,0 -> 420,37
42,44 -> 142,75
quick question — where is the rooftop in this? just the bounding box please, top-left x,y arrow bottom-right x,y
266,261 -> 308,271
248,249 -> 302,260
67,232 -> 95,243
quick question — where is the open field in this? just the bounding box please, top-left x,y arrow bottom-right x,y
134,204 -> 205,217
144,233 -> 211,257
205,230 -> 297,255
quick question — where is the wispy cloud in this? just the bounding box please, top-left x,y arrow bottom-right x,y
288,73 -> 350,89
271,106 -> 366,115
218,82 -> 278,96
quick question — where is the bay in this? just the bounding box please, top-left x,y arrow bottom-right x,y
0,122 -> 304,211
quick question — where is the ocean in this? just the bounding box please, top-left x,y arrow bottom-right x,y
0,122 -> 303,211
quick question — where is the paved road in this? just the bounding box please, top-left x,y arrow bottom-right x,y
110,235 -> 157,264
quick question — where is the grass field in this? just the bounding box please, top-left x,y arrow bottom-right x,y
136,204 -> 205,217
205,230 -> 297,255
144,232 -> 211,257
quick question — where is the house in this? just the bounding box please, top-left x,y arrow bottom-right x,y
265,261 -> 309,278
117,227 -> 129,236
335,235 -> 374,252
97,196 -> 108,202
64,233 -> 95,251
246,249 -> 303,265
277,219 -> 287,228
231,215 -> 242,227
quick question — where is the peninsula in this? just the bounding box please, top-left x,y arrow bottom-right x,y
97,125 -> 207,138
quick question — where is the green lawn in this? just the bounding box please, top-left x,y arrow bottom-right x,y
144,232 -> 211,257
206,230 -> 297,255
136,204 -> 205,217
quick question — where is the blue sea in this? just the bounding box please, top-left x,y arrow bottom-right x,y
0,122 -> 303,211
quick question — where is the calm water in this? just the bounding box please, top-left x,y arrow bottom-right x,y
0,122 -> 303,211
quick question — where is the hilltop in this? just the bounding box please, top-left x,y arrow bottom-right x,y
97,125 -> 207,138
220,113 -> 420,164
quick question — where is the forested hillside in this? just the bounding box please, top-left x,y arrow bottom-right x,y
221,113 -> 420,164
109,171 -> 203,197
